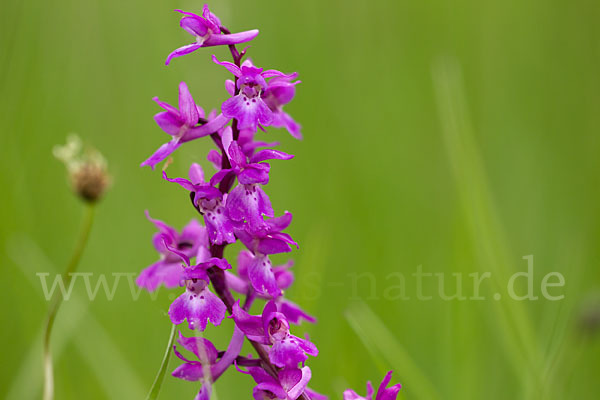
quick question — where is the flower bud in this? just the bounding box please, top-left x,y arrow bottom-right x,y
53,135 -> 109,203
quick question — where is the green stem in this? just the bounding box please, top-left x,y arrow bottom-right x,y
43,203 -> 95,400
145,323 -> 177,400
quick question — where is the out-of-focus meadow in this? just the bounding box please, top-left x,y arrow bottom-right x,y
1,0 -> 600,398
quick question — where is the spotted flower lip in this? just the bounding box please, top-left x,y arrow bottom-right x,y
232,301 -> 318,368
168,254 -> 230,331
165,5 -> 259,65
213,56 -> 294,132
343,371 -> 402,400
141,82 -> 230,169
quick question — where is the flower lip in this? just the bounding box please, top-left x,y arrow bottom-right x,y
268,317 -> 289,342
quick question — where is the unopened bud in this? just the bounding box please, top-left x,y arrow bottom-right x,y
53,135 -> 110,203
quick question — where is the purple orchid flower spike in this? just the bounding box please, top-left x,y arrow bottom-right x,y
136,211 -> 206,291
141,82 -> 229,169
166,5 -> 259,65
262,73 -> 302,139
343,371 -> 402,400
168,248 -> 231,330
213,56 -> 292,132
232,300 -> 318,368
163,163 -> 236,245
172,326 -> 245,398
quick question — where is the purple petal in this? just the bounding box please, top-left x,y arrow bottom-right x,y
375,371 -> 402,400
169,288 -> 226,331
203,202 -> 236,245
162,170 -> 196,191
248,254 -> 281,297
272,110 -> 303,140
178,82 -> 200,126
250,149 -> 294,163
177,331 -> 219,363
145,210 -> 179,240
225,79 -> 236,96
203,30 -> 259,46
172,362 -> 205,381
269,336 -> 308,368
180,219 -> 206,248
195,384 -> 212,400
266,211 -> 293,232
180,15 -> 208,37
231,301 -> 268,344
154,111 -> 183,136
343,389 -> 368,400
238,164 -> 270,185
189,163 -> 205,184
212,55 -> 242,77
237,249 -> 253,280
201,4 -> 221,31
212,325 -> 245,379
222,95 -> 273,132
226,140 -> 247,168
141,140 -> 181,169
226,184 -> 273,232
136,261 -> 183,291
253,383 -> 286,400
182,113 -> 231,142
209,168 -> 233,186
207,149 -> 222,170
294,334 -> 318,357
256,237 -> 293,255
281,367 -> 312,400
273,260 -> 294,290
153,97 -> 179,115
261,69 -> 290,78
166,43 -> 203,65
225,271 -> 248,294
279,299 -> 317,325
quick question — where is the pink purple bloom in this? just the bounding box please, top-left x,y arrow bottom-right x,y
246,366 -> 312,400
232,301 -> 318,368
138,7 -> 402,400
141,82 -> 229,169
163,163 -> 236,245
343,372 -> 402,400
166,5 -> 259,66
168,252 -> 231,331
213,56 -> 293,132
262,74 -> 302,139
136,212 -> 205,291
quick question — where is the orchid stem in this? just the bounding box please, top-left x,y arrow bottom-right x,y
145,323 -> 177,400
43,203 -> 95,400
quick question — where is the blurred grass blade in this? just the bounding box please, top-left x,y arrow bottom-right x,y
345,301 -> 442,400
432,57 -> 542,393
145,323 -> 177,400
6,234 -> 146,399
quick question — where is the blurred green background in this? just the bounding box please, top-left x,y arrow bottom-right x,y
2,0 -> 600,399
